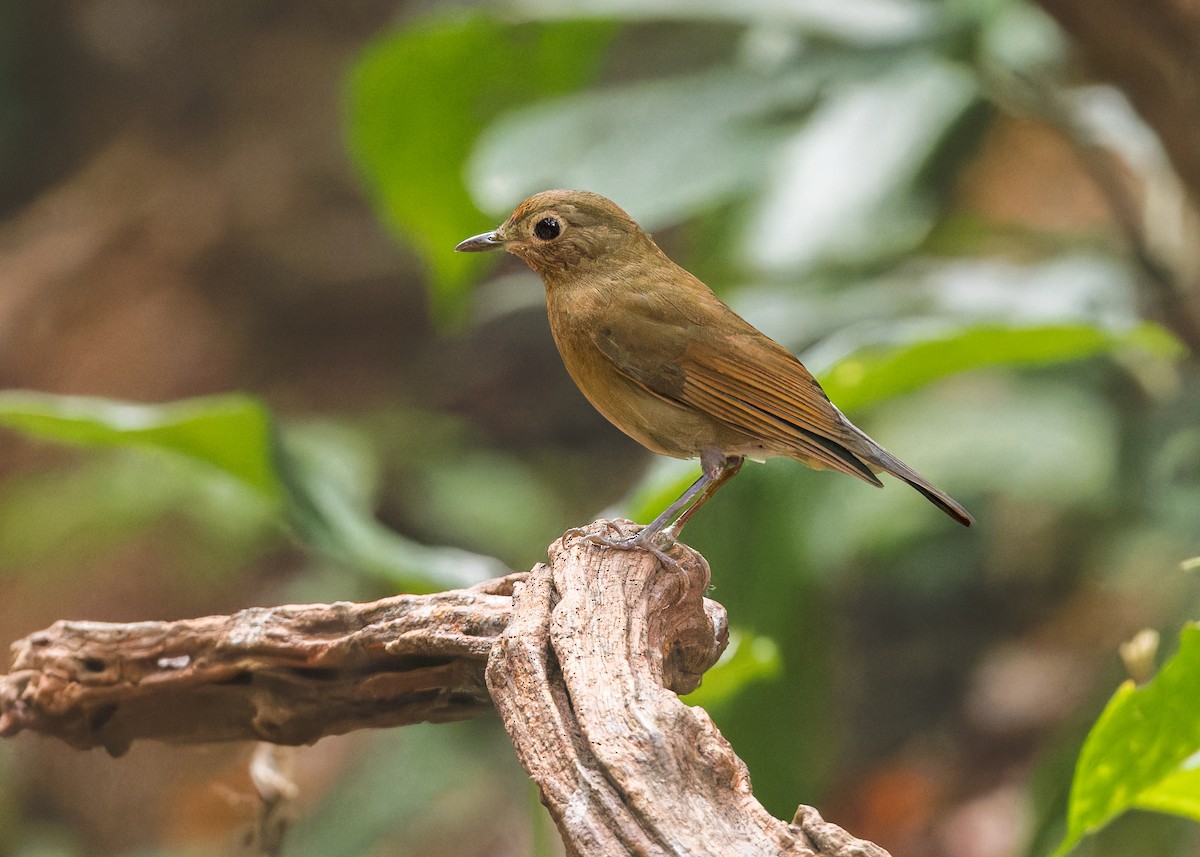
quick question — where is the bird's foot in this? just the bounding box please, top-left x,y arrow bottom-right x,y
562,518 -> 627,545
561,520 -> 682,573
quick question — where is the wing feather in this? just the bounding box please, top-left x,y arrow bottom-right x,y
590,302 -> 881,484
682,346 -> 882,483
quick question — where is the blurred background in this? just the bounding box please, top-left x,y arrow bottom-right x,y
0,1 -> 1198,855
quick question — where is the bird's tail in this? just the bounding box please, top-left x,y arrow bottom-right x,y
872,447 -> 973,527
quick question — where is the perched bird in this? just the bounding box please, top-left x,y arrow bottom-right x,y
456,190 -> 971,552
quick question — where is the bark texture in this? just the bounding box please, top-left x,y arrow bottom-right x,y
0,574 -> 524,755
1,521 -> 889,857
486,521 -> 888,857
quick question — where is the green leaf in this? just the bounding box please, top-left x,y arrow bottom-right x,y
0,391 -> 282,500
275,426 -> 507,592
1055,623 -> 1200,855
682,630 -> 782,711
508,0 -> 937,43
818,322 -> 1183,412
621,458 -> 701,529
346,14 -> 612,324
0,392 -> 506,591
743,57 -> 978,274
0,452 -> 275,582
467,64 -> 829,229
287,723 -> 517,857
1133,761 -> 1200,821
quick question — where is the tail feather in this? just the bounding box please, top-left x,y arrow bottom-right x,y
872,447 -> 973,527
790,407 -> 974,526
899,472 -> 973,526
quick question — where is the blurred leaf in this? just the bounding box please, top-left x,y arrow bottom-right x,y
408,447 -> 564,563
276,424 -> 508,592
1134,763 -> 1200,821
0,392 -> 505,591
804,378 -> 1118,565
683,629 -> 781,711
0,391 -> 282,500
0,452 -> 274,582
1067,84 -> 1170,178
750,253 -> 1149,367
975,0 -> 1067,74
744,57 -> 977,273
507,0 -> 937,43
917,254 -> 1143,328
469,64 -> 832,228
620,457 -> 701,528
346,14 -> 612,324
1055,623 -> 1200,856
819,322 -> 1183,412
287,723 -> 518,857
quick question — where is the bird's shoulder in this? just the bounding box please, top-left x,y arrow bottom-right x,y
585,269 -> 845,435
578,266 -> 737,390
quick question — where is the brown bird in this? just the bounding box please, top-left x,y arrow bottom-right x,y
456,190 -> 972,552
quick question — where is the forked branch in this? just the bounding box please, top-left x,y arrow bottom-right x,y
0,520 -> 887,857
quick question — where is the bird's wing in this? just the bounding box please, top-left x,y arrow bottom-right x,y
590,303 -> 881,483
587,309 -> 691,402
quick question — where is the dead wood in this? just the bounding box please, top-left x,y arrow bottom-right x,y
487,520 -> 888,857
1,520 -> 888,857
0,573 -> 525,755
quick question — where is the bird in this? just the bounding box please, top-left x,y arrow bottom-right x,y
456,189 -> 972,554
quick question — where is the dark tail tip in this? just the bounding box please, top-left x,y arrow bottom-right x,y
903,478 -> 973,527
869,446 -> 974,527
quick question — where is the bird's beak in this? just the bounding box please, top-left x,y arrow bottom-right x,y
454,230 -> 505,253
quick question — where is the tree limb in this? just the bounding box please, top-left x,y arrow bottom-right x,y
1,521 -> 889,857
487,521 -> 887,857
0,573 -> 525,755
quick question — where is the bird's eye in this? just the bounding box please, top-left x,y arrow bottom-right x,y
533,217 -> 561,241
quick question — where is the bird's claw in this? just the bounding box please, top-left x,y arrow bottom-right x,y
562,519 -> 625,545
561,522 -> 683,573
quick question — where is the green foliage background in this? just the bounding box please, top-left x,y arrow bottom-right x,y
0,1 -> 1198,856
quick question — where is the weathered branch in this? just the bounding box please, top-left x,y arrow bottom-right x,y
1,520 -> 888,857
0,573 -> 525,754
488,521 -> 887,857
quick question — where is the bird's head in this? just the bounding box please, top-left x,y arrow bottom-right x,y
455,190 -> 657,280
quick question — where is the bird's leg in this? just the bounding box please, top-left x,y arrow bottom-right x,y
660,453 -> 743,543
630,469 -> 713,542
563,451 -> 744,570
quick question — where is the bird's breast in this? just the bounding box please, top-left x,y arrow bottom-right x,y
544,286 -> 752,459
